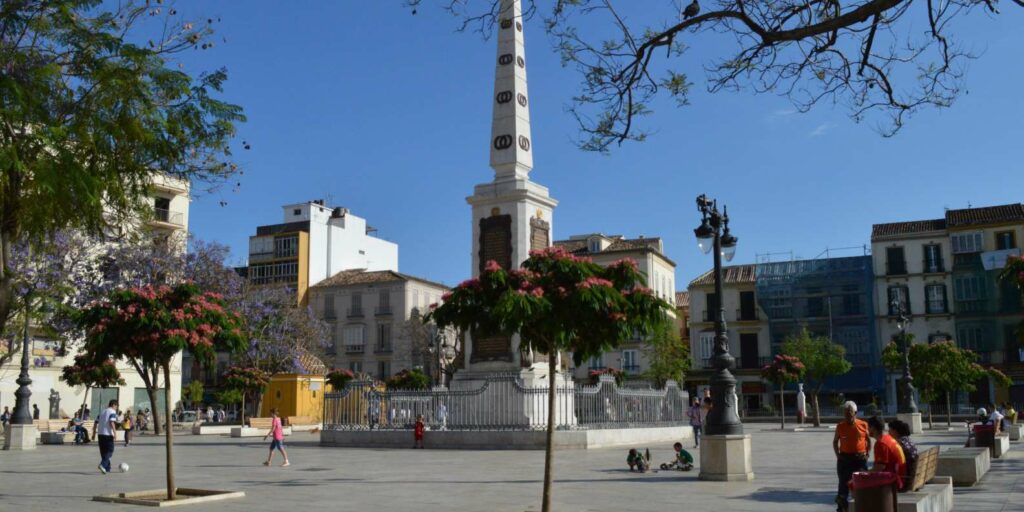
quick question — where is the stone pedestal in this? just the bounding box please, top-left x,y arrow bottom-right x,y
1008,424 -> 1022,441
898,412 -> 923,435
3,424 -> 38,451
698,434 -> 754,481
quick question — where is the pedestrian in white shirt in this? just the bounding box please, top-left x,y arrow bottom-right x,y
92,399 -> 120,474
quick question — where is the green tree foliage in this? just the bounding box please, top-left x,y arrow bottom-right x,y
428,248 -> 670,512
0,0 -> 246,340
221,366 -> 270,423
182,380 -> 205,408
641,320 -> 690,388
999,254 -> 1024,343
781,328 -> 852,427
75,282 -> 245,501
214,388 -> 243,409
385,368 -> 432,390
60,354 -> 125,416
761,354 -> 805,429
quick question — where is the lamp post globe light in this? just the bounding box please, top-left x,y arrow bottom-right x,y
694,194 -> 742,436
891,297 -> 917,414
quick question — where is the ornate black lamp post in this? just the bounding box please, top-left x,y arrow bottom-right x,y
891,297 -> 918,414
693,194 -> 742,436
11,304 -> 35,425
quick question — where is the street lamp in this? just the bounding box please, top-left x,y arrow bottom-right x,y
890,296 -> 917,414
11,303 -> 34,425
694,194 -> 742,436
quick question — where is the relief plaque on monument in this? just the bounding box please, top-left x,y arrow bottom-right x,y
530,216 -> 550,252
474,214 -> 514,363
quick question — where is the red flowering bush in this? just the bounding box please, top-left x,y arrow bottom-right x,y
761,354 -> 805,428
326,368 -> 356,390
222,366 -> 270,392
588,367 -> 625,386
61,354 -> 125,388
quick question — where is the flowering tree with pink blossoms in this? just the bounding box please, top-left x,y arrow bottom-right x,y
761,354 -> 806,430
76,282 -> 246,501
428,247 -> 671,512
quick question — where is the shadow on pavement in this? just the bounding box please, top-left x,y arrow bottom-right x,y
737,487 -> 835,505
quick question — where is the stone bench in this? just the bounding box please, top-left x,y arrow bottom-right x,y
967,433 -> 1011,458
1007,424 -> 1023,441
230,426 -> 292,438
191,425 -> 235,435
895,476 -> 954,512
935,447 -> 990,486
286,416 -> 321,432
40,431 -> 77,445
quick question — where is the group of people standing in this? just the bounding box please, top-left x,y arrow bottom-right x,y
686,391 -> 713,448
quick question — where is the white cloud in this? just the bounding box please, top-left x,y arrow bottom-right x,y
808,123 -> 835,137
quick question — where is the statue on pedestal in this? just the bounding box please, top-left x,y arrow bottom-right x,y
48,388 -> 61,420
796,383 -> 806,425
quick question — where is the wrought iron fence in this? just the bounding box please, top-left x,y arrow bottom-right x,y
323,374 -> 689,431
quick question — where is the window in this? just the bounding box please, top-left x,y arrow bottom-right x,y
323,294 -> 336,319
923,244 -> 944,273
588,355 -> 604,370
589,238 -> 601,253
377,361 -> 391,380
376,323 -> 392,352
739,291 -> 756,320
274,235 -> 298,258
886,246 -> 907,275
954,276 -> 986,301
705,293 -> 718,322
622,350 -> 639,374
928,333 -> 951,343
348,361 -> 363,373
249,261 -> 299,285
925,284 -> 947,314
378,291 -> 391,312
887,286 -> 910,315
293,208 -> 301,215
699,332 -> 716,366
807,296 -> 825,317
764,289 -> 792,319
957,325 -> 990,351
349,293 -> 363,316
343,325 -> 365,347
952,232 -> 984,254
996,231 -> 1016,250
842,294 -> 861,316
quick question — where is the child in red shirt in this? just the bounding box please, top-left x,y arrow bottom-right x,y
413,414 -> 425,449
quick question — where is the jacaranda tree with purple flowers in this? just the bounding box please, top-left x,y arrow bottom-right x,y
427,247 -> 670,512
234,284 -> 331,375
76,282 -> 246,501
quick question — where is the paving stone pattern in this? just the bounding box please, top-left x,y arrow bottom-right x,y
0,424 -> 1022,511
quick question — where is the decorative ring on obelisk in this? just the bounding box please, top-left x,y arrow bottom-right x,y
517,93 -> 528,106
516,56 -> 525,68
516,21 -> 523,32
494,135 -> 513,150
518,136 -> 530,151
496,91 -> 513,103
500,18 -> 512,29
499,54 -> 513,65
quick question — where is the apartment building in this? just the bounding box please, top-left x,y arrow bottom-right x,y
243,200 -> 398,305
309,269 -> 449,380
551,234 -> 677,381
872,203 -> 1024,405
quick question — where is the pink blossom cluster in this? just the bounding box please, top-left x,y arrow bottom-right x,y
457,277 -> 481,290
483,260 -> 503,273
577,277 -> 613,290
611,258 -> 639,270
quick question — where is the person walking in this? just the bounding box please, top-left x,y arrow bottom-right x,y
687,398 -> 703,448
833,401 -> 870,512
92,399 -> 120,474
262,409 -> 290,467
1,406 -> 10,435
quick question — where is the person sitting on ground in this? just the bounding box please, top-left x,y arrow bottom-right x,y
867,415 -> 905,490
626,448 -> 649,472
887,419 -> 918,492
672,442 -> 694,470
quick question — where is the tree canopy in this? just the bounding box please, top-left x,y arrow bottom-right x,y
413,0 -> 1022,150
0,0 -> 246,339
641,319 -> 690,387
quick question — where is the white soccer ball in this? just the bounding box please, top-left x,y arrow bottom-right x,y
118,462 -> 130,473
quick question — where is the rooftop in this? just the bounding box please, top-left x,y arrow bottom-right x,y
871,219 -> 946,239
689,264 -> 757,288
871,202 -> 1024,239
311,269 -> 448,290
674,291 -> 690,308
554,235 -> 666,256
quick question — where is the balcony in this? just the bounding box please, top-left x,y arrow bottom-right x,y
702,310 -> 720,322
344,344 -> 365,354
953,253 -> 981,268
347,307 -> 364,318
885,260 -> 908,276
375,342 -> 392,354
922,258 -> 945,274
735,309 -> 758,322
323,309 -> 337,320
375,305 -> 392,316
151,208 -> 184,227
954,300 -> 987,315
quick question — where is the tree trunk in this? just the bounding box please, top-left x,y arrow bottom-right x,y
927,401 -> 934,430
541,359 -> 557,512
0,229 -> 14,343
80,386 -> 91,418
779,380 -> 785,430
146,385 -> 162,436
945,392 -> 952,427
241,392 -> 246,426
163,364 -> 176,501
812,392 -> 821,427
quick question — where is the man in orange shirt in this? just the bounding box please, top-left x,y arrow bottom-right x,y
833,401 -> 870,512
868,415 -> 906,489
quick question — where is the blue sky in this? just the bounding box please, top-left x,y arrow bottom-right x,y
173,2 -> 1024,287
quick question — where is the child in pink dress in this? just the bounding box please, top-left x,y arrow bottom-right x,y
262,409 -> 290,467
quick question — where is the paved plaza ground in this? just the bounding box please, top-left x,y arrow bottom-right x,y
1,423 -> 1022,511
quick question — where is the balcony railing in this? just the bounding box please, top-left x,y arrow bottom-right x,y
344,344 -> 365,354
152,208 -> 184,226
702,310 -> 720,322
886,260 -> 908,276
375,305 -> 392,316
735,308 -> 758,321
375,343 -> 392,354
347,307 -> 364,318
922,258 -> 945,273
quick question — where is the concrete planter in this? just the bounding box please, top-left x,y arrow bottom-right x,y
93,488 -> 244,507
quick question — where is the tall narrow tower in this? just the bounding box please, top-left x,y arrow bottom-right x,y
463,0 -> 558,374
